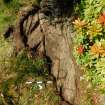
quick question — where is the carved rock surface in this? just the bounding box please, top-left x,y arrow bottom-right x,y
6,0 -> 80,105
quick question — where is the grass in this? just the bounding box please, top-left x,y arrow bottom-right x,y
0,0 -> 41,34
0,46 -> 61,105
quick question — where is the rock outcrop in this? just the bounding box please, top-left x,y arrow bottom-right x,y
4,0 -> 80,105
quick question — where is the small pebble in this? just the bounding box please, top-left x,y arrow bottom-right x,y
80,76 -> 85,81
38,84 -> 43,90
37,81 -> 43,84
47,81 -> 53,84
25,81 -> 33,84
0,93 -> 3,97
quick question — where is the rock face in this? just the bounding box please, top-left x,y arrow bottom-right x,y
5,0 -> 80,105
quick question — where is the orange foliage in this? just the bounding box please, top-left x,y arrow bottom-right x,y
76,45 -> 84,55
90,44 -> 105,56
98,12 -> 105,26
73,18 -> 86,28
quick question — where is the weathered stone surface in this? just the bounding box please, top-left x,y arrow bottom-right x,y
5,0 -> 80,105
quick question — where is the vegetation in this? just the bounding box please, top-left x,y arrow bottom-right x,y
0,0 -> 41,34
73,0 -> 105,104
0,48 -> 61,105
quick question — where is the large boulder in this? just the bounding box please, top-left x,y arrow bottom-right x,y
4,0 -> 80,105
